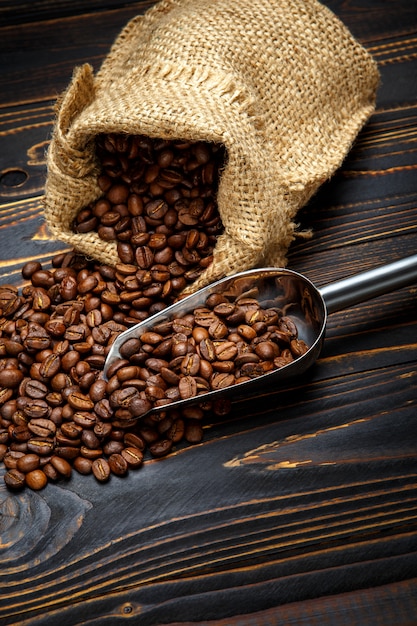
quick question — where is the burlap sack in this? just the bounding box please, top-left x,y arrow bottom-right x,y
44,0 -> 379,291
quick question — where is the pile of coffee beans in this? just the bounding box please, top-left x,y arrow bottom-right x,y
108,292 -> 309,417
0,134 -> 230,491
0,252 -> 230,491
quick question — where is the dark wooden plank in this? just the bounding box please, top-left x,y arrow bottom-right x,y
0,2 -> 154,108
326,0 -> 417,43
0,0 -> 150,26
0,102 -> 54,202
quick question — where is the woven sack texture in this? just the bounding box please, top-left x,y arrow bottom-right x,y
44,0 -> 379,291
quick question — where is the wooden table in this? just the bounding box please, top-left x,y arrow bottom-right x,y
1,1 -> 417,624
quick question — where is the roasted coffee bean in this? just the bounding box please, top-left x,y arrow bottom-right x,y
55,445 -> 80,460
61,421 -> 83,440
24,379 -> 49,399
145,385 -> 166,403
280,316 -> 298,338
0,368 -> 24,389
214,341 -> 238,361
145,199 -> 169,220
4,468 -> 26,489
160,366 -> 180,386
86,309 -> 102,328
69,412 -> 95,430
81,429 -> 101,450
166,417 -> 185,442
94,399 -> 113,421
102,440 -> 124,456
61,351 -> 81,372
237,324 -> 257,341
208,319 -> 228,339
121,446 -> 144,468
290,338 -> 309,357
32,287 -> 51,311
199,359 -> 213,380
16,453 -> 40,473
50,455 -> 72,478
28,418 -> 56,438
211,372 -> 235,390
25,468 -> 47,490
180,353 -> 200,376
92,458 -> 111,482
148,437 -> 172,457
128,396 -> 152,418
199,337 -> 216,361
43,462 -> 59,481
68,391 -> 94,411
212,359 -> 234,373
3,450 -> 25,469
240,362 -> 265,378
123,432 -> 145,450
184,419 -> 204,443
152,337 -> 173,358
235,352 -> 259,367
56,430 -> 80,447
89,379 -> 108,402
127,194 -> 143,215
135,246 -> 154,269
106,357 -> 129,380
145,357 -> 169,373
73,456 -> 93,475
136,425 -> 158,445
94,421 -> 112,439
108,453 -> 128,476
109,386 -> 138,409
178,375 -> 197,399
0,387 -> 13,405
31,270 -> 54,289
255,341 -> 279,360
170,340 -> 188,359
22,261 -> 42,279
27,438 -> 54,456
59,274 -> 82,302
79,371 -> 97,391
78,275 -> 99,295
8,423 -> 30,443
0,338 -> 24,357
106,183 -> 129,205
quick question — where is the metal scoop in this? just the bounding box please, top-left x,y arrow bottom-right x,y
104,254 -> 417,417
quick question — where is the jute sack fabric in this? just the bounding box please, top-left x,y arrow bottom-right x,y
44,0 -> 379,292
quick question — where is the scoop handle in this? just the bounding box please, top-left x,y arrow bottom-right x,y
319,254 -> 417,314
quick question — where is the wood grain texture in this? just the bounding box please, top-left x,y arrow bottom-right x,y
0,1 -> 417,624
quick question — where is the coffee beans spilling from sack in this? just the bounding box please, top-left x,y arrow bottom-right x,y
0,135 -> 229,490
0,135 -> 310,491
